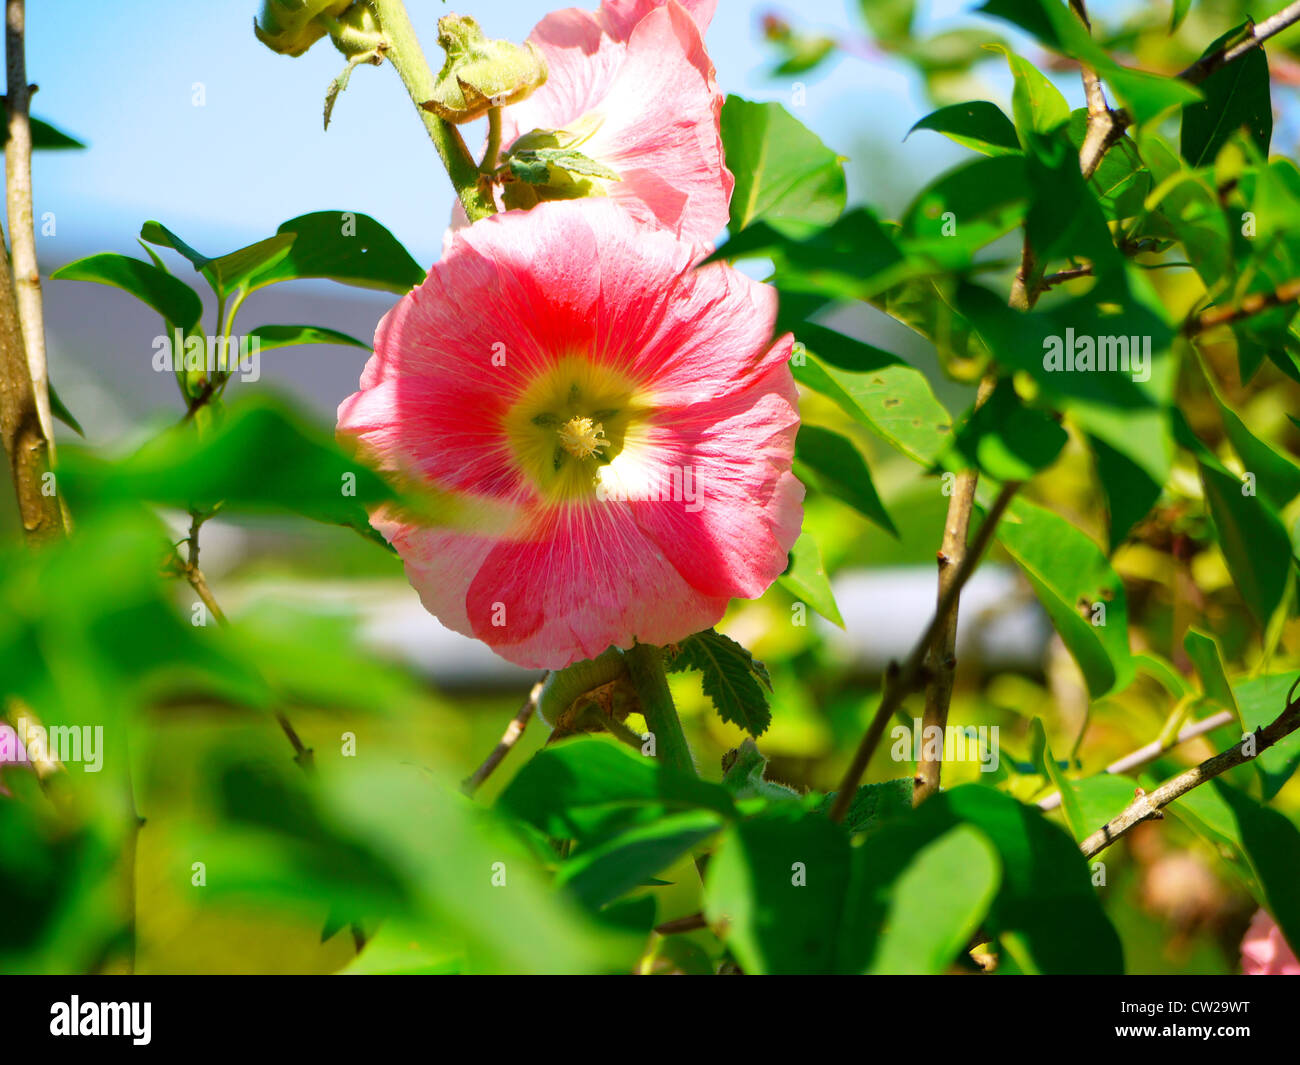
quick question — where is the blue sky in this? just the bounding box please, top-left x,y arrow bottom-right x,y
28,0 -> 985,268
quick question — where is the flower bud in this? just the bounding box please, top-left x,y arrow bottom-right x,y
328,2 -> 385,60
420,15 -> 547,124
253,0 -> 353,58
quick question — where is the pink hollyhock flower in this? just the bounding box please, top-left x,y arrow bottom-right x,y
497,0 -> 732,245
337,199 -> 802,669
1241,909 -> 1300,975
600,0 -> 717,39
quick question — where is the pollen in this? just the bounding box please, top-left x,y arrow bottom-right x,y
557,415 -> 609,460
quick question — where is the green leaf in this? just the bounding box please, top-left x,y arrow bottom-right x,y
1069,110 -> 1151,221
1214,781 -> 1300,957
706,808 -> 1002,975
1181,23 -> 1272,167
721,739 -> 802,801
979,0 -> 1200,125
930,786 -> 1122,973
720,96 -> 846,231
310,763 -> 638,974
48,381 -> 84,437
667,629 -> 773,738
1134,650 -> 1194,699
793,352 -> 952,466
814,778 -> 914,834
1171,0 -> 1193,32
1169,782 -> 1262,896
1089,434 -> 1162,549
1233,671 -> 1300,799
1199,461 -> 1293,626
1183,628 -> 1243,728
704,807 -> 855,974
1030,718 -> 1088,843
1024,128 -> 1124,279
945,378 -> 1067,482
777,530 -> 844,627
139,220 -> 210,272
706,787 -> 1120,974
1141,142 -> 1232,286
208,234 -> 299,293
252,211 -> 425,294
0,98 -> 85,149
865,824 -> 1001,975
770,33 -> 837,76
1071,773 -> 1140,835
507,146 -> 621,184
794,425 -> 896,535
901,28 -> 1007,77
712,209 -> 905,299
1209,387 -> 1300,510
955,281 -> 1174,487
496,737 -> 736,842
987,44 -> 1070,141
59,395 -> 397,536
900,153 -> 1028,250
996,498 -> 1134,698
858,0 -> 915,44
246,324 -> 372,353
907,101 -> 1021,157
142,222 -> 299,299
557,809 -> 725,909
50,253 -> 203,332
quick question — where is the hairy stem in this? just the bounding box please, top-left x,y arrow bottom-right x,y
482,105 -> 503,173
368,0 -> 494,220
625,643 -> 694,775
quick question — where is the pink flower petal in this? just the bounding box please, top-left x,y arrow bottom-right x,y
601,0 -> 717,40
584,3 -> 733,244
625,365 -> 803,599
337,200 -> 802,669
501,1 -> 731,245
464,504 -> 730,668
504,7 -> 627,136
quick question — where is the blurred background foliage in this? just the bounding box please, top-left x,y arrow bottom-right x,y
3,0 -> 1300,974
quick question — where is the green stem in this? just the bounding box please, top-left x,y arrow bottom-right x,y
625,643 -> 695,775
368,0 -> 494,220
482,105 -> 503,174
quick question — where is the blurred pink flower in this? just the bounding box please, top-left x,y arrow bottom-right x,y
1241,909 -> 1300,975
498,0 -> 732,245
0,724 -> 24,765
0,724 -> 26,798
337,199 -> 802,669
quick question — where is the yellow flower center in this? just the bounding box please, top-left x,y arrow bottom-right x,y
502,356 -> 651,503
557,416 -> 609,460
